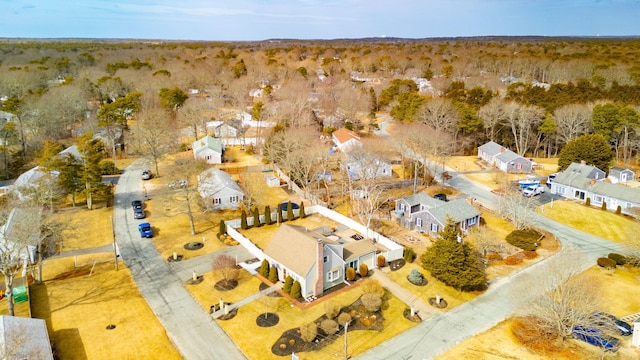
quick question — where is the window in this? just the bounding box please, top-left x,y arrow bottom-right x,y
430,223 -> 438,232
416,218 -> 423,227
468,217 -> 477,225
557,186 -> 565,194
327,268 -> 340,281
594,195 -> 603,203
230,196 -> 239,203
206,155 -> 211,160
213,198 -> 221,205
323,256 -> 327,263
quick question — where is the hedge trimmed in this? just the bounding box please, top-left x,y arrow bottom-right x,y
506,229 -> 542,251
607,253 -> 627,265
597,257 -> 616,269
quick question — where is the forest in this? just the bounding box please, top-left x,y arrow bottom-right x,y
2,36 -> 640,183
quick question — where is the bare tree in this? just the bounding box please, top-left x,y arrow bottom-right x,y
496,182 -> 537,230
511,250 -> 602,342
468,225 -> 502,257
504,102 -> 544,156
416,97 -> 459,134
553,104 -> 592,144
177,99 -> 209,143
212,254 -> 239,285
478,97 -> 506,142
130,107 -> 179,177
163,158 -> 209,235
0,207 -> 41,316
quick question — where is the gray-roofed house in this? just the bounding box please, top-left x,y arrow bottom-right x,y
395,193 -> 480,234
197,168 -> 243,210
263,224 -> 377,298
550,162 -> 606,201
608,166 -> 635,184
477,141 -> 533,173
552,162 -> 640,213
192,135 -> 224,164
0,316 -> 54,360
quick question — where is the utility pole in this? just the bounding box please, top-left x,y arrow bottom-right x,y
343,321 -> 349,360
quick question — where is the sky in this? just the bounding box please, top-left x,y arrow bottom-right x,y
1,0 -> 639,41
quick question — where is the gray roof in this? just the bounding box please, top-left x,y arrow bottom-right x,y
590,181 -> 640,204
477,141 -> 503,156
554,162 -> 605,188
197,168 -> 243,196
0,316 -> 53,360
427,198 -> 481,225
398,192 -> 442,208
494,149 -> 528,163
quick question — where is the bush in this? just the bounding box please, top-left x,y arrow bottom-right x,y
324,300 -> 340,319
345,267 -> 356,281
286,201 -> 294,221
320,319 -> 339,335
264,205 -> 272,225
240,210 -> 248,229
585,197 -> 591,206
616,205 -> 622,214
299,202 -> 306,218
486,253 -> 503,262
337,312 -> 352,327
290,281 -> 302,299
300,323 -> 317,342
361,279 -> 384,298
361,293 -> 382,312
99,160 -> 120,175
408,269 -> 425,285
522,251 -> 538,260
268,266 -> 278,283
252,207 -> 261,227
506,229 -> 541,251
403,247 -> 416,263
358,263 -> 369,277
597,257 -> 616,269
377,255 -> 386,267
504,253 -> 525,265
607,253 -> 627,265
601,201 -> 607,210
283,276 -> 293,293
259,259 -> 270,277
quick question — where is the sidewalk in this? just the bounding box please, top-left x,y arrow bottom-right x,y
370,269 -> 435,320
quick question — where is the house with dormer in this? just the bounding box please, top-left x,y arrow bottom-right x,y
395,193 -> 480,235
263,224 -> 377,298
477,141 -> 533,173
550,162 -> 606,201
192,135 -> 224,164
197,168 -> 243,210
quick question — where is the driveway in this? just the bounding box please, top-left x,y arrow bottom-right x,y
113,160 -> 247,360
354,166 -> 629,360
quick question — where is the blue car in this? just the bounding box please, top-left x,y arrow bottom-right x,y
138,223 -> 153,238
572,326 -> 620,352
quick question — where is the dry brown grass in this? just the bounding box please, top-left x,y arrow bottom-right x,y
437,265 -> 640,360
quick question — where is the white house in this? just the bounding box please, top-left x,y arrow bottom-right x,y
263,224 -> 377,298
192,136 -> 224,164
332,128 -> 362,152
197,168 -> 244,210
550,162 -> 606,201
346,154 -> 392,180
608,166 -> 635,184
394,193 -> 480,235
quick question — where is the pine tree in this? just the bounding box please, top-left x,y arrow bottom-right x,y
299,202 -> 306,218
268,266 -> 278,283
259,259 -> 270,277
283,276 -> 293,293
420,217 -> 486,291
287,201 -> 294,221
219,220 -> 227,235
240,210 -> 248,229
277,205 -> 284,223
252,207 -> 261,227
290,280 -> 302,299
264,205 -> 272,225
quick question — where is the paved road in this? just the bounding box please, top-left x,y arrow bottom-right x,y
113,160 -> 247,360
354,168 -> 630,360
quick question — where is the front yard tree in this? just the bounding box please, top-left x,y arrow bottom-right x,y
130,107 -> 177,177
557,133 -> 613,172
97,91 -> 142,160
264,205 -> 272,225
496,183 -> 536,231
159,87 -> 188,116
511,250 -> 602,342
77,132 -> 105,210
212,254 -> 239,287
420,218 -> 487,291
177,100 -> 208,142
55,153 -> 84,207
165,158 -> 208,235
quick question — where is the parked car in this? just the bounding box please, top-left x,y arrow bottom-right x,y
138,223 -> 153,238
141,170 -> 152,180
592,312 -> 633,336
572,326 -> 620,351
433,193 -> 448,202
132,200 -> 143,210
523,184 -> 545,197
133,207 -> 145,219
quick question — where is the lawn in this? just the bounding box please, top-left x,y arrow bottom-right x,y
436,265 -> 640,360
186,272 -> 418,360
538,199 -> 640,245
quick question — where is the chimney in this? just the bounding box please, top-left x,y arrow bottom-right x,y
313,238 -> 324,297
580,160 -> 586,165
590,179 -> 596,186
466,197 -> 474,205
500,147 -> 506,153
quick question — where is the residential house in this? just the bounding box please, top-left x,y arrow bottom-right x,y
477,141 -> 533,173
608,166 -> 635,184
550,162 -> 606,201
395,193 -> 480,235
192,135 -> 224,164
552,162 -> 640,214
197,168 -> 243,210
0,316 -> 54,360
332,128 -> 361,152
213,120 -> 241,138
346,154 -> 392,180
263,224 -> 377,297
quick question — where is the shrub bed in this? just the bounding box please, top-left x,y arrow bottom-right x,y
506,229 -> 542,251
